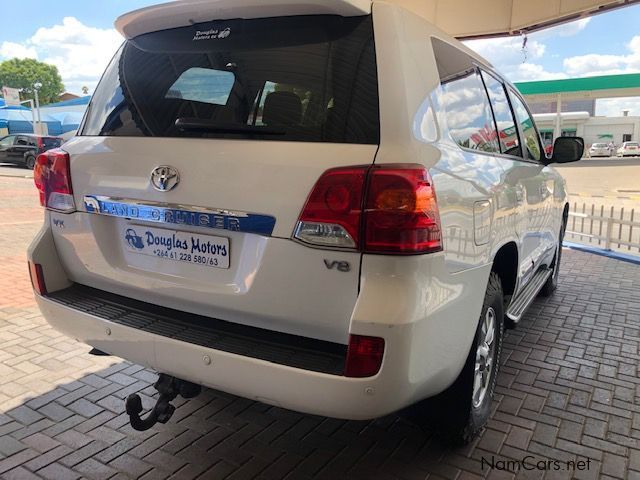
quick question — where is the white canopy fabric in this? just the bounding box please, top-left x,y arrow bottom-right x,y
391,0 -> 640,38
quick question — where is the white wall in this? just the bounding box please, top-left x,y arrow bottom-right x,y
533,114 -> 640,147
581,117 -> 640,146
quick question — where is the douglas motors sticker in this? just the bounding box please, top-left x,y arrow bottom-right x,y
193,27 -> 231,41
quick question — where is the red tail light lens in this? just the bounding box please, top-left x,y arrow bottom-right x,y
34,149 -> 76,213
28,261 -> 47,296
364,165 -> 441,254
344,335 -> 385,377
294,164 -> 441,254
294,167 -> 367,248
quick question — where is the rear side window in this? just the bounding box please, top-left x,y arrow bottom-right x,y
432,38 -> 499,153
480,71 -> 521,157
81,15 -> 379,144
508,90 -> 542,161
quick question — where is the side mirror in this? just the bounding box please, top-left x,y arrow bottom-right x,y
549,136 -> 584,164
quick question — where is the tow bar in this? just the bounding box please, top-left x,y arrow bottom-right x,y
125,374 -> 201,431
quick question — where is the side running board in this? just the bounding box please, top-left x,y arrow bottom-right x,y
506,267 -> 552,323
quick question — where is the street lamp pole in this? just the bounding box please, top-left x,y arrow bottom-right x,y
33,82 -> 43,134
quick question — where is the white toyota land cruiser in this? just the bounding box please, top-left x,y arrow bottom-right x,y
28,0 -> 583,443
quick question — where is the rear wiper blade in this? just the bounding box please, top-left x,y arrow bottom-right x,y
175,118 -> 286,135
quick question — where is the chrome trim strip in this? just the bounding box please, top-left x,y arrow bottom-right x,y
83,195 -> 276,236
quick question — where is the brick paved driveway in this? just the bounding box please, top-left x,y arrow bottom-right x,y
2,174 -> 640,479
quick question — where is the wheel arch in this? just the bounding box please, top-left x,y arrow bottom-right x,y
490,241 -> 518,299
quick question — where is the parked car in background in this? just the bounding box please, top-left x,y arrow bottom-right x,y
617,141 -> 640,157
28,0 -> 583,445
589,142 -> 613,157
0,134 -> 62,169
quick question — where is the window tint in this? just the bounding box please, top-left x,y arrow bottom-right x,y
166,67 -> 235,105
0,136 -> 14,147
16,136 -> 29,146
508,90 -> 541,161
480,71 -> 521,157
42,138 -> 61,149
81,15 -> 379,144
251,81 -> 322,127
432,38 -> 499,153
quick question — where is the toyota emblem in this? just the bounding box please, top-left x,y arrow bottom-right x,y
150,166 -> 180,192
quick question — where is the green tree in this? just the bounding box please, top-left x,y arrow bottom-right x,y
0,58 -> 64,105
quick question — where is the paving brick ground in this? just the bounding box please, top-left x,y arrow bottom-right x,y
2,175 -> 640,479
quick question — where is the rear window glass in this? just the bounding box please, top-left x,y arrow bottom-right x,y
592,143 -> 607,147
626,142 -> 638,146
43,138 -> 61,149
81,15 -> 379,144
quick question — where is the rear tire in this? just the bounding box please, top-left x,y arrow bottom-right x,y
25,156 -> 36,170
406,272 -> 504,445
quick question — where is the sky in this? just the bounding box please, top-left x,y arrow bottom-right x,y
0,1 -> 639,115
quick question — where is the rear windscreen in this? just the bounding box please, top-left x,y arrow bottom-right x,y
43,138 -> 62,149
81,15 -> 379,144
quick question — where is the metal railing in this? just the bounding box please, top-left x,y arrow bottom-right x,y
566,202 -> 640,253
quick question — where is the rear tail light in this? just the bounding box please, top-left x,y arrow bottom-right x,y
294,167 -> 367,248
28,261 -> 47,296
364,166 -> 441,253
294,164 -> 441,254
344,335 -> 384,377
34,149 -> 76,213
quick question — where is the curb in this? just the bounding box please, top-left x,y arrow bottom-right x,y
570,193 -> 640,201
563,241 -> 640,265
0,174 -> 32,179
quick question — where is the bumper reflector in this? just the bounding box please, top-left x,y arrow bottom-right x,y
344,334 -> 385,378
28,261 -> 47,296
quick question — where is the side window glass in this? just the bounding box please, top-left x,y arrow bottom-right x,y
480,71 -> 521,157
165,67 -> 235,106
509,90 -> 542,161
432,38 -> 500,153
0,136 -> 14,147
16,137 -> 28,146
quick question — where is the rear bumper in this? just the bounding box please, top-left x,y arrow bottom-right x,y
35,290 -> 411,419
29,221 -> 492,420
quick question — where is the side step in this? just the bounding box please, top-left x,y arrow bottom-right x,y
506,267 -> 552,322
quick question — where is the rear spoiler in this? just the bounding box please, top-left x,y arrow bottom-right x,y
116,0 -> 372,39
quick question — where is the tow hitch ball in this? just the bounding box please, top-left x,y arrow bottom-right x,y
125,374 -> 201,431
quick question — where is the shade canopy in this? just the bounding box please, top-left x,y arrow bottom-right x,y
396,0 -> 640,38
